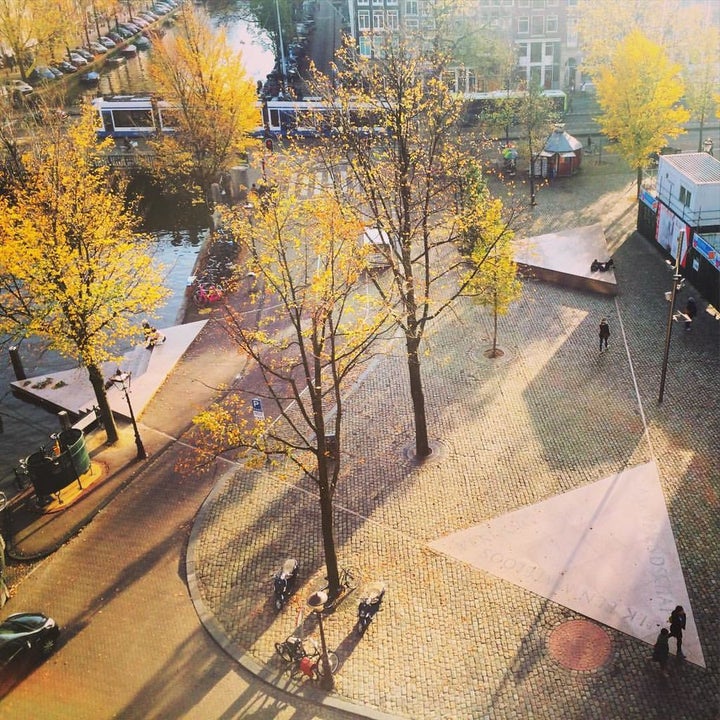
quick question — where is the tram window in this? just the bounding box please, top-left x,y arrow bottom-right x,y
101,111 -> 114,133
113,108 -> 154,129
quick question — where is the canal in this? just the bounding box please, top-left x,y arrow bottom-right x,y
0,10 -> 275,485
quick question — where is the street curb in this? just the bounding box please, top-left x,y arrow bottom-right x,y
185,459 -> 409,720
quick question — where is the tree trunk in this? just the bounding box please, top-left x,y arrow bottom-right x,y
636,166 -> 643,198
319,477 -> 340,601
406,334 -> 430,458
87,363 -> 118,444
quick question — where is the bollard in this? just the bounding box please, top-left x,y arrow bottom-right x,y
58,411 -> 72,432
8,346 -> 25,380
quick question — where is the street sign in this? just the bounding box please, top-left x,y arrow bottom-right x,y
251,398 -> 264,420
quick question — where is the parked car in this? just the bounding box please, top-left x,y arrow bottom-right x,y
99,36 -> 117,48
28,67 -> 58,85
132,17 -> 149,27
0,613 -> 60,696
88,41 -> 108,55
45,65 -> 64,79
69,53 -> 89,66
107,32 -> 124,44
79,71 -> 100,85
71,48 -> 94,62
53,60 -> 77,74
4,79 -> 33,95
115,26 -> 135,39
135,35 -> 152,50
120,22 -> 141,34
140,11 -> 160,21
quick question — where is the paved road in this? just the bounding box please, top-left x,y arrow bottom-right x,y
0,321 -> 360,720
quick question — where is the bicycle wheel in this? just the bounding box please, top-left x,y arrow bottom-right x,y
342,567 -> 357,590
316,651 -> 339,677
275,641 -> 293,663
193,289 -> 209,308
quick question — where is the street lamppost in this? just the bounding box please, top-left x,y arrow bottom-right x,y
658,231 -> 686,403
110,370 -> 147,460
307,590 -> 333,690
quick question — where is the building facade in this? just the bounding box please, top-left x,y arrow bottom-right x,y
348,0 -> 579,92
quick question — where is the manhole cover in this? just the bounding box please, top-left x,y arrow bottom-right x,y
547,620 -> 612,671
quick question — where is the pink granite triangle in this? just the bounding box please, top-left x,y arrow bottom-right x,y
429,462 -> 705,667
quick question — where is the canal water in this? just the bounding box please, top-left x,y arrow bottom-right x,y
0,13 -> 275,483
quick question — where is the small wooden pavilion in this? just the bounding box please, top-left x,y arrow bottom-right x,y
535,125 -> 584,178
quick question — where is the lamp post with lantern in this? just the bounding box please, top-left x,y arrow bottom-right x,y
658,231 -> 686,403
307,590 -> 334,690
110,370 -> 147,460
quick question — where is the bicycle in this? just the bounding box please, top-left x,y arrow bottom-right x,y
275,634 -> 339,680
192,282 -> 224,309
318,566 -> 357,596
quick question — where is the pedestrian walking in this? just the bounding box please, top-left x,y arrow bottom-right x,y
598,318 -> 610,353
652,628 -> 670,675
669,605 -> 687,658
684,297 -> 697,331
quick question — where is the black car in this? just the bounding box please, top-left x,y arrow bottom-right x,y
0,613 -> 60,695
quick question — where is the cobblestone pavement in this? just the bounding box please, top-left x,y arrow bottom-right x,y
191,154 -> 719,719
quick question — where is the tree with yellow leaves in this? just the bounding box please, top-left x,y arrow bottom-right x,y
302,37 -> 519,459
193,182 -> 391,604
594,30 -> 689,196
0,107 -> 169,444
460,161 -> 520,357
145,5 -> 260,207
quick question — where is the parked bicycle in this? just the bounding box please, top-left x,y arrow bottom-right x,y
275,634 -> 339,680
192,282 -> 224,308
317,566 -> 356,597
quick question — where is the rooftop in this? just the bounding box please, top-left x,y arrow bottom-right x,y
658,152 -> 720,184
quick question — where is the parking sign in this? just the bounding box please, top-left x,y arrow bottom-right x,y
251,398 -> 264,420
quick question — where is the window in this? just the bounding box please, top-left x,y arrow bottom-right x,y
517,42 -> 528,57
546,15 -> 557,32
530,42 -> 542,62
566,17 -> 578,47
358,10 -> 370,29
518,16 -> 529,33
531,15 -> 544,34
387,10 -> 398,28
406,0 -> 418,14
679,186 -> 692,207
359,37 -> 371,56
405,17 -> 419,28
532,0 -> 545,7
373,10 -> 384,28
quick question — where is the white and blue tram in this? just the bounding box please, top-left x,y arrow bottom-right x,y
91,95 -> 180,139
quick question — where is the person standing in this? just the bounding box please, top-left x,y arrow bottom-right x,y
598,318 -> 610,353
652,628 -> 670,675
669,605 -> 687,658
684,297 -> 697,331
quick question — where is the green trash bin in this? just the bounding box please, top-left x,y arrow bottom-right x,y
59,428 -> 91,476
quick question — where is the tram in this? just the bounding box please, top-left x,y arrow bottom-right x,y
91,95 -> 180,139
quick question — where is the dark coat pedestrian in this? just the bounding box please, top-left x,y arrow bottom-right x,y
684,297 -> 697,331
669,605 -> 687,658
652,628 -> 670,672
598,318 -> 610,352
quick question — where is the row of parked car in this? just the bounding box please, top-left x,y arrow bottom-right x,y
3,1 -> 180,93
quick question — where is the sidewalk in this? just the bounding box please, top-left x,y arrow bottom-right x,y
1,154 -> 718,720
